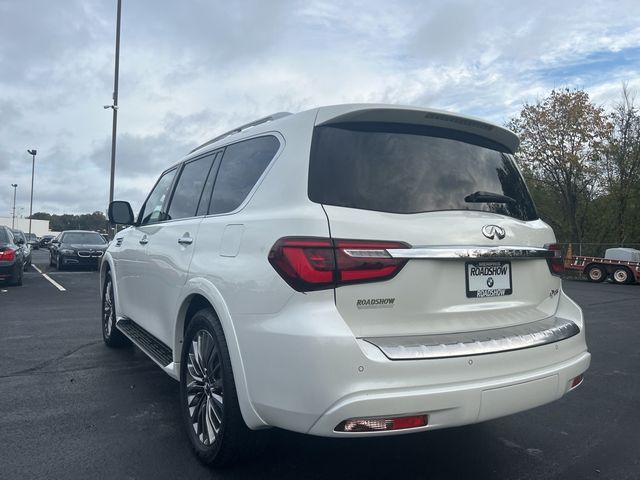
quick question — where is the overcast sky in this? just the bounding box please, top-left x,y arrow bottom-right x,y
1,0 -> 639,219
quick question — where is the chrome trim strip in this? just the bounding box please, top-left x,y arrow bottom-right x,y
386,246 -> 553,260
362,316 -> 580,360
343,249 -> 392,258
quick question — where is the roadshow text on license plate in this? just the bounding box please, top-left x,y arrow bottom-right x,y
465,261 -> 512,298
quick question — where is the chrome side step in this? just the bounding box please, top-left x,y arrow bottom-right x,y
116,318 -> 173,367
363,316 -> 580,360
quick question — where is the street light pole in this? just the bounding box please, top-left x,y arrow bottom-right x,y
108,0 -> 122,209
11,184 -> 17,229
26,149 -> 37,236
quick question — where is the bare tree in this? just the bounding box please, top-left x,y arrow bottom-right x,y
508,89 -> 611,243
603,84 -> 640,244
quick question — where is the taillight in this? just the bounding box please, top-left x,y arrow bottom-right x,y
0,248 -> 16,262
268,237 -> 409,292
544,243 -> 564,276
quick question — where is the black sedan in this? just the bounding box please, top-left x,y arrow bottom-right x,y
0,225 -> 26,286
39,234 -> 55,249
49,230 -> 108,270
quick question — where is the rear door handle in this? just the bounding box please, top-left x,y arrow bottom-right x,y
178,236 -> 193,245
139,235 -> 149,245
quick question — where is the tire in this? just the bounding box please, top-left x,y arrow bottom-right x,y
11,264 -> 23,286
101,272 -> 131,347
180,309 -> 249,467
612,267 -> 633,285
586,265 -> 606,283
56,255 -> 64,271
49,254 -> 54,267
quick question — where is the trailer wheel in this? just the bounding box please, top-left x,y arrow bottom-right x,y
586,265 -> 606,282
612,267 -> 633,285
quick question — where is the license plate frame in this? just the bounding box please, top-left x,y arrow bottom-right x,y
465,261 -> 512,298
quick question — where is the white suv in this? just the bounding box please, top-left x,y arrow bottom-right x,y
103,104 -> 590,466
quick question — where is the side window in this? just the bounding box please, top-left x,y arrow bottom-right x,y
209,136 -> 280,215
139,168 -> 178,225
166,154 -> 215,221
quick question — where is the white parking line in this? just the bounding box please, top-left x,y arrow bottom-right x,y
32,265 -> 67,292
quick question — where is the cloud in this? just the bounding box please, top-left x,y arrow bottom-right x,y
0,0 -> 639,219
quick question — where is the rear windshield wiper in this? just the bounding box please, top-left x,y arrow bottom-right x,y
464,191 -> 516,204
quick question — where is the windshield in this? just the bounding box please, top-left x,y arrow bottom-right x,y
308,123 -> 538,221
61,232 -> 106,245
12,231 -> 26,243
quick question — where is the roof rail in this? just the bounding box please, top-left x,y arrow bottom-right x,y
189,112 -> 293,154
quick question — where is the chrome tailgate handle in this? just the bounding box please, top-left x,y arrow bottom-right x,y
386,245 -> 554,260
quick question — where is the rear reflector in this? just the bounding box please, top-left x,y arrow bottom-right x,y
544,243 -> 564,276
335,414 -> 428,432
569,374 -> 584,390
268,237 -> 409,292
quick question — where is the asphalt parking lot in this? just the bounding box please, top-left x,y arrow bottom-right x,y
1,249 -> 639,480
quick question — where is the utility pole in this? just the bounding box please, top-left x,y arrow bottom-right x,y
11,184 -> 17,229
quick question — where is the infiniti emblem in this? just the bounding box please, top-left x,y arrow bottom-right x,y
482,225 -> 506,240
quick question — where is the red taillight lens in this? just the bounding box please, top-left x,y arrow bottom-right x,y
544,243 -> 564,276
335,240 -> 408,284
0,248 -> 16,261
268,237 -> 409,292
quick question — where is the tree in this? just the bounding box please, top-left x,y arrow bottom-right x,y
602,84 -> 640,244
29,212 -> 52,220
508,89 -> 611,244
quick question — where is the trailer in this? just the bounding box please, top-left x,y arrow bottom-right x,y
566,247 -> 640,284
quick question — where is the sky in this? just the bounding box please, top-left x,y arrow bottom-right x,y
1,0 -> 639,219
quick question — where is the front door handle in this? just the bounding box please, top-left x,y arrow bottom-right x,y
178,236 -> 193,245
139,235 -> 149,245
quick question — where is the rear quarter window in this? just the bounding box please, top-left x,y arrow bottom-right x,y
308,123 -> 537,221
209,135 -> 280,215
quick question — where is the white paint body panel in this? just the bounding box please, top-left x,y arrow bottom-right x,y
102,104 -> 590,437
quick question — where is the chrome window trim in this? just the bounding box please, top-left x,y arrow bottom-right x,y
362,316 -> 580,360
385,245 -> 554,260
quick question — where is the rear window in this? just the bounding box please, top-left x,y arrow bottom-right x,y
308,123 -> 537,221
0,228 -> 9,243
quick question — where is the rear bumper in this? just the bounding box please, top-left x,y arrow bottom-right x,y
308,350 -> 590,436
0,262 -> 19,280
236,288 -> 590,436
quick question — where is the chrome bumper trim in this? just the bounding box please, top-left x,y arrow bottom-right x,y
362,316 -> 580,360
386,246 -> 553,260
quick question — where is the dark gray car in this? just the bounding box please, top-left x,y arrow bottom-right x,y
0,225 -> 25,285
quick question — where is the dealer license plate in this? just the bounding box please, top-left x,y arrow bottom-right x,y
465,261 -> 512,298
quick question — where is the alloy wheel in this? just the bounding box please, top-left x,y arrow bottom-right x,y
185,330 -> 224,447
103,277 -> 114,337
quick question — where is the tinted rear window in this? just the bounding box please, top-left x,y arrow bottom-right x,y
0,228 -> 9,243
308,123 -> 537,221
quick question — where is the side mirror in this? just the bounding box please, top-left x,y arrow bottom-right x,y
109,200 -> 135,225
